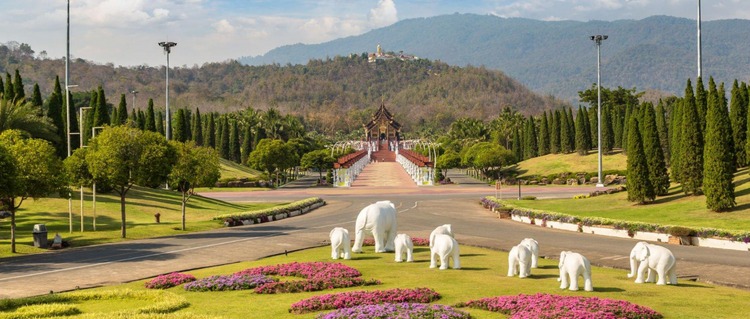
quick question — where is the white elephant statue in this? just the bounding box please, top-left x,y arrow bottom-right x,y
394,233 -> 414,262
351,200 -> 398,253
429,224 -> 454,248
520,238 -> 540,268
507,244 -> 532,278
430,234 -> 460,270
627,241 -> 677,285
558,251 -> 593,291
329,227 -> 351,260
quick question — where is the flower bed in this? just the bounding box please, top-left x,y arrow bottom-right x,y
361,237 -> 429,246
235,262 -> 380,294
183,274 -> 276,292
214,197 -> 325,226
145,272 -> 196,289
316,303 -> 471,319
456,293 -> 662,319
290,287 -> 440,314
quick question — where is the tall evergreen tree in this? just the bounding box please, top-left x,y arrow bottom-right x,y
565,107 -> 576,152
172,108 -> 187,142
129,108 -> 137,124
4,73 -> 14,101
551,109 -> 561,153
522,116 -> 538,160
93,85 -> 110,128
12,70 -> 25,102
230,120 -> 241,163
220,117 -> 231,159
611,105 -> 623,149
512,128 -> 522,162
655,99 -> 670,163
46,82 -> 65,156
626,116 -> 655,203
137,109 -> 146,130
241,123 -> 253,164
183,109 -> 192,141
192,108 -> 203,146
84,90 -> 98,143
703,77 -> 736,211
730,80 -> 747,168
538,111 -> 550,155
207,112 -> 216,149
641,102 -> 670,196
115,94 -> 127,126
64,91 -> 79,151
622,104 -> 633,153
31,83 -> 43,115
695,76 -> 707,134
680,78 -> 704,195
602,104 -> 614,153
145,99 -> 156,131
669,99 -> 684,182
0,75 -> 4,97
587,106 -> 598,148
575,106 -> 590,155
156,111 -> 165,136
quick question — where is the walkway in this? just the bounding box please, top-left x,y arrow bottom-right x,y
350,162 -> 417,188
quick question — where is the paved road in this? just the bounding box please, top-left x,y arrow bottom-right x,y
1,180 -> 748,299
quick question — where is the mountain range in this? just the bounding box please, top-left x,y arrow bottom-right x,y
240,14 -> 750,102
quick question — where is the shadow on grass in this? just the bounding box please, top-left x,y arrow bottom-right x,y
352,256 -> 382,261
651,192 -> 688,205
460,253 -> 486,257
457,267 -> 490,271
594,287 -> 626,292
527,274 -> 559,280
535,265 -> 558,270
676,283 -> 713,289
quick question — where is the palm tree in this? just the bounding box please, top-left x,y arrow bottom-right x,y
0,94 -> 58,143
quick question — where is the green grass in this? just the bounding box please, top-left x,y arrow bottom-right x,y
0,185 -> 286,257
505,168 -> 750,233
219,158 -> 262,180
9,245 -> 748,319
516,150 -> 627,177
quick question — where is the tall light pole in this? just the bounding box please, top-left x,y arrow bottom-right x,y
158,41 -> 176,140
130,89 -> 138,110
590,34 -> 608,188
697,0 -> 702,78
65,0 -> 72,157
78,106 -> 91,233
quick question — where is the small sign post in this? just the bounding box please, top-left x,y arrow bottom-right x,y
495,180 -> 501,200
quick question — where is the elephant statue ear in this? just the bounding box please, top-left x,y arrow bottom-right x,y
446,224 -> 453,236
342,228 -> 349,235
559,251 -> 567,267
637,245 -> 650,261
329,228 -> 336,238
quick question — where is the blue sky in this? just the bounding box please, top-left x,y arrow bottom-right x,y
1,0 -> 749,67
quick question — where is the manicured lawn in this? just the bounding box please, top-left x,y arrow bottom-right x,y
516,150 -> 627,177
219,158 -> 262,180
0,185 -> 285,257
7,245 -> 747,318
505,168 -> 750,233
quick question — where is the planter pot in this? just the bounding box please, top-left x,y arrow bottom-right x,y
274,213 -> 288,221
301,206 -> 310,213
496,211 -> 511,219
241,219 -> 254,225
289,210 -> 301,217
668,235 -> 691,245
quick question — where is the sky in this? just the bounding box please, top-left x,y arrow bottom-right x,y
2,0 -> 750,67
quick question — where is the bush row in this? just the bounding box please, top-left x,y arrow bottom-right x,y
483,197 -> 750,243
214,197 -> 325,226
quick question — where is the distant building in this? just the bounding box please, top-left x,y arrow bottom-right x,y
368,44 -> 419,63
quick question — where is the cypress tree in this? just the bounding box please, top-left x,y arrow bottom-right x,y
539,111 -> 550,155
84,90 -> 98,143
0,75 -> 4,96
703,77 -> 736,211
566,107 -> 576,152
626,116 -> 655,203
31,83 -> 43,115
129,108 -> 137,124
207,113 -> 216,149
612,105 -> 624,149
695,76 -> 707,134
669,99 -> 684,183
65,91 -> 80,150
522,116 -> 538,160
137,109 -> 146,130
13,70 -> 25,102
183,109 -> 192,141
230,120 -> 241,163
622,103 -> 633,153
583,106 -> 592,150
512,128 -> 522,162
156,111 -> 165,136
602,105 -> 614,154
680,79 -> 704,195
94,85 -> 110,127
172,109 -> 187,142
46,89 -> 65,156
145,99 -> 156,131
114,94 -> 126,126
588,106 -> 598,148
655,99 -> 670,163
220,117 -> 231,159
4,73 -> 14,101
575,106 -> 589,155
111,104 -> 118,125
551,109 -> 561,153
241,123 -> 253,164
193,108 -> 203,146
641,102 -> 670,196
729,80 -> 747,168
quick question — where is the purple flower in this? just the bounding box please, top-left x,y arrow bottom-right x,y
144,272 -> 196,289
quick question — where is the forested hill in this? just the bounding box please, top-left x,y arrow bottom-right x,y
0,46 -> 566,135
239,14 -> 750,102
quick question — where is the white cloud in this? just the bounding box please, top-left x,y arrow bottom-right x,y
213,19 -> 235,33
368,0 -> 399,27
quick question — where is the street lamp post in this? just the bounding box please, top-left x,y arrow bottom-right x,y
697,0 -> 702,78
130,89 -> 138,111
78,106 -> 91,232
590,34 -> 607,188
158,41 -> 176,140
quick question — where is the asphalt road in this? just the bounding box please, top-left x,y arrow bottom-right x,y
0,182 -> 748,299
